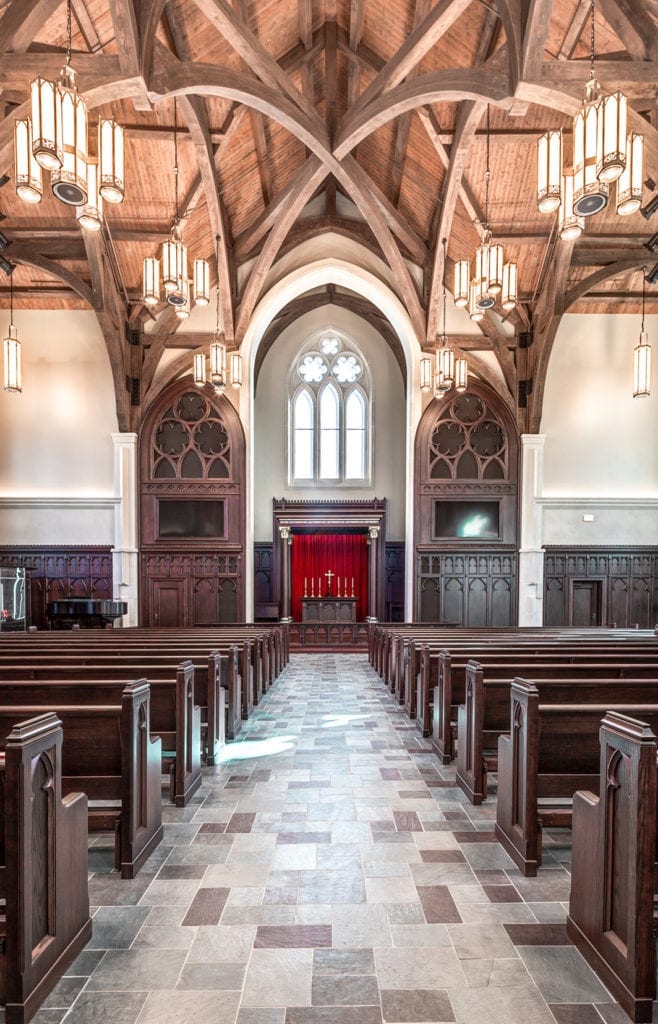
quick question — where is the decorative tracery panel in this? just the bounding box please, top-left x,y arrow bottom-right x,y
139,382 -> 245,625
414,382 -> 519,625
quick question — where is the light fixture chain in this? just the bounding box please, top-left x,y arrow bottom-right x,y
441,237 -> 447,338
590,0 -> 595,81
66,0 -> 72,66
9,265 -> 13,324
215,234 -> 221,336
642,266 -> 646,332
484,106 -> 490,230
173,98 -> 179,226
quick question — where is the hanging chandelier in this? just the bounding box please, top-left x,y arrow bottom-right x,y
634,270 -> 652,398
453,110 -> 517,315
537,0 -> 642,240
142,99 -> 209,313
3,268 -> 23,394
193,236 -> 242,391
13,0 -> 125,224
421,239 -> 468,396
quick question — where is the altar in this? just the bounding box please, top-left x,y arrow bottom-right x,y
301,597 -> 357,623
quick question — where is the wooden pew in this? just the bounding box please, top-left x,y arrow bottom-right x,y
429,649 -> 658,761
0,713 -> 91,1024
494,679 -> 658,877
0,646 -> 238,747
567,712 -> 658,1024
0,663 -> 201,808
456,660 -> 658,805
0,683 -> 164,877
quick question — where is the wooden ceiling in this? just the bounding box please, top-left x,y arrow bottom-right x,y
0,0 -> 657,431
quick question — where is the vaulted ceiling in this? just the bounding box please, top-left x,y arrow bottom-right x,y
0,0 -> 657,431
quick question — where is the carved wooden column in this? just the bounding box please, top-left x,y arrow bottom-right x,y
111,432 -> 138,627
367,525 -> 380,622
279,525 -> 292,622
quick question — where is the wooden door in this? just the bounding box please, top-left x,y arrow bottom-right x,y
150,579 -> 188,627
571,579 -> 603,627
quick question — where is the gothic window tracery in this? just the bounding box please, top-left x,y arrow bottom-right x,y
151,390 -> 232,481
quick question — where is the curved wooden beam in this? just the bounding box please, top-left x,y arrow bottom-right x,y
564,257 -> 649,311
11,250 -> 93,307
335,63 -> 511,159
0,0 -> 62,54
528,237 -> 576,433
140,0 -> 168,81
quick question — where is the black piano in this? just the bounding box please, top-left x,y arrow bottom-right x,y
46,599 -> 128,629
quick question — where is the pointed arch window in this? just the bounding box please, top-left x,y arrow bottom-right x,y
288,333 -> 371,485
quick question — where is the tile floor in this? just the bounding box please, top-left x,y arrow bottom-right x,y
34,653 -> 641,1024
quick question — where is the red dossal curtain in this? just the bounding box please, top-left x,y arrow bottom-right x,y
291,534 -> 368,621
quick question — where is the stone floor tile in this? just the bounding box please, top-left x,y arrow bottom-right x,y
60,992 -> 147,1024
311,974 -> 380,1006
517,945 -> 614,1004
242,948 -> 313,1007
138,991 -> 240,1024
380,989 -> 455,1022
176,962 -> 246,990
374,946 -> 467,989
86,949 -> 188,991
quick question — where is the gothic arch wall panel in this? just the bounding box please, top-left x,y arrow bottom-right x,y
414,383 -> 519,625
139,382 -> 246,625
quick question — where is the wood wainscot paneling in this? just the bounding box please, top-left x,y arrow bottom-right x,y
385,542 -> 405,622
139,384 -> 246,626
417,548 -> 517,627
254,542 -> 276,619
0,546 -> 113,629
543,547 -> 658,628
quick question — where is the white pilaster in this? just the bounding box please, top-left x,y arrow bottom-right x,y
111,432 -> 139,626
518,434 -> 545,626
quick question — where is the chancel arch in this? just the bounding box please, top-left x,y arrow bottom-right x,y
414,381 -> 519,625
139,379 -> 246,626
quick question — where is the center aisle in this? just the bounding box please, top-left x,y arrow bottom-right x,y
56,654 -> 616,1024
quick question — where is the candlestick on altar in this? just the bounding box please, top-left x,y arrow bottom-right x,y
318,577 -> 322,598
344,577 -> 347,596
304,576 -> 308,598
311,578 -> 315,598
337,577 -> 341,598
351,576 -> 355,598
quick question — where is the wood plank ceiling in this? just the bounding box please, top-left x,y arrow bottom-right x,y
0,0 -> 656,430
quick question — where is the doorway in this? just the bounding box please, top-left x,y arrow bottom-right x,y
570,579 -> 604,627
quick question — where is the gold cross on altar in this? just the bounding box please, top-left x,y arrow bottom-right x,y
324,569 -> 335,594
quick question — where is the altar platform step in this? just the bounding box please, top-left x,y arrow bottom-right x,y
289,622 -> 368,651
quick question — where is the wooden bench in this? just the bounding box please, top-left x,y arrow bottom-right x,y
0,712 -> 91,1024
456,660 -> 658,805
429,649 -> 658,760
0,662 -> 201,808
494,679 -> 658,877
0,682 -> 164,877
567,712 -> 658,1023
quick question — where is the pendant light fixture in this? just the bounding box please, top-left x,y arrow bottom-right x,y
3,269 -> 22,394
421,240 -> 468,395
15,0 -> 125,219
454,109 -> 517,314
193,236 -> 242,391
537,0 -> 639,231
633,270 -> 652,398
143,99 -> 209,311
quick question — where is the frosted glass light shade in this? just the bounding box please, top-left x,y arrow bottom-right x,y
597,90 -> 627,183
573,95 -> 608,216
537,130 -> 562,213
435,347 -> 454,392
469,283 -> 484,321
98,119 -> 125,203
230,352 -> 242,388
559,172 -> 584,241
617,133 -> 643,216
633,331 -> 651,398
454,260 -> 470,307
51,68 -> 88,206
142,257 -> 160,306
210,340 -> 226,389
3,324 -> 22,393
455,356 -> 468,392
175,278 -> 191,319
193,352 -> 207,386
15,119 -> 43,203
76,160 -> 103,231
501,262 -> 517,310
31,76 -> 62,171
420,357 -> 432,392
193,259 -> 210,305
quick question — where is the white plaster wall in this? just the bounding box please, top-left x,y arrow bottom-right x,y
540,312 -> 658,545
0,309 -> 117,544
253,305 -> 406,541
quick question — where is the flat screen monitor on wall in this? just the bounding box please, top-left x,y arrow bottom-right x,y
434,500 -> 500,540
158,500 -> 225,538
